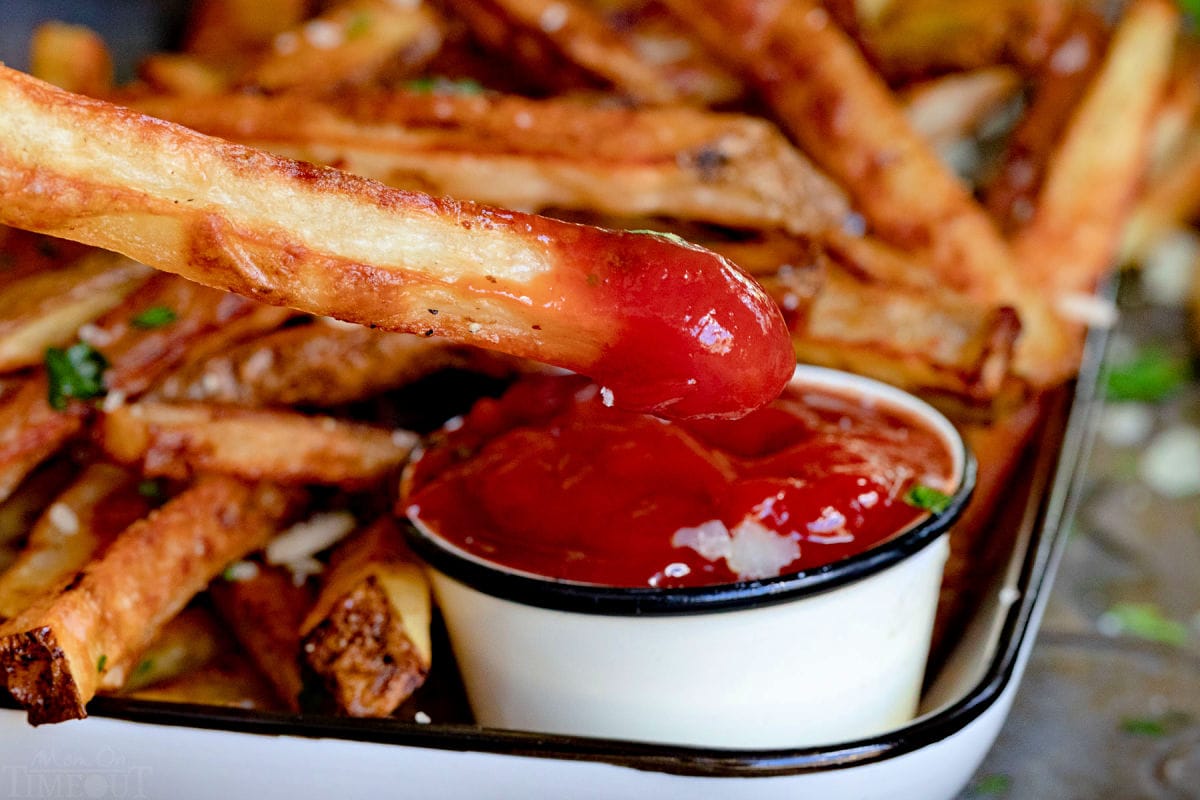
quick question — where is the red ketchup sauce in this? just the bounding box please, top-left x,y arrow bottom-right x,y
403,374 -> 955,589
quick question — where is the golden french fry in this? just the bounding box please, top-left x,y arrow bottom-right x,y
0,66 -> 795,419
93,273 -> 295,399
900,66 -> 1022,151
245,0 -> 446,92
591,0 -> 744,105
858,0 -> 1071,79
444,0 -> 679,103
209,563 -> 311,711
0,463 -> 148,621
300,517 -> 431,717
0,476 -> 297,724
1121,137 -> 1200,263
125,88 -> 846,237
761,259 -> 1021,403
137,54 -> 234,96
0,250 -> 151,372
0,273 -> 290,503
185,0 -> 309,60
984,8 -> 1109,232
0,458 -> 75,550
0,375 -> 86,504
1010,0 -> 1178,294
99,402 -> 418,489
123,650 -> 281,711
659,0 -> 1075,387
29,21 -> 114,97
118,606 -> 227,693
152,321 -> 518,408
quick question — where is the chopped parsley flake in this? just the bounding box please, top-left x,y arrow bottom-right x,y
45,343 -> 108,410
135,659 -> 154,677
137,479 -> 165,501
968,774 -> 1011,796
97,654 -> 107,673
1121,711 -> 1191,737
1104,346 -> 1191,402
346,11 -> 372,38
1101,602 -> 1189,646
903,483 -> 952,514
405,76 -> 484,95
131,305 -> 178,329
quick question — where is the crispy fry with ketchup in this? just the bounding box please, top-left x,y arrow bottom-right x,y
0,65 -> 792,420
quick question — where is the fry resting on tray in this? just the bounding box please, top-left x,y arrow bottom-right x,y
0,65 -> 793,420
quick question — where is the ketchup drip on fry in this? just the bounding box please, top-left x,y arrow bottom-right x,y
529,225 -> 794,420
404,374 -> 954,589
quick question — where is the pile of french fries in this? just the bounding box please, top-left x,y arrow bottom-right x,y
0,0 -> 1191,726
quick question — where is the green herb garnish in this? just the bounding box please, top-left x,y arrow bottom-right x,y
131,306 -> 177,329
968,773 -> 1011,796
137,479 -> 165,501
346,11 -> 373,38
1105,346 -> 1191,402
1102,602 -> 1189,647
1180,0 -> 1200,25
405,76 -> 484,95
45,343 -> 108,410
97,654 -> 107,673
1121,711 -> 1191,737
903,483 -> 952,514
135,658 -> 154,677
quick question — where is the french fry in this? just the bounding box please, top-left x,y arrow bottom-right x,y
0,274 -> 290,504
900,66 -> 1022,151
125,88 -> 846,236
152,321 -> 518,408
123,650 -> 281,711
659,0 -> 1075,386
984,8 -> 1108,232
0,476 -> 297,724
761,259 -> 1021,403
0,375 -> 87,504
1010,0 -> 1178,295
185,0 -> 309,60
444,0 -> 680,103
92,273 -> 295,399
29,22 -> 114,98
855,0 -> 1072,80
0,66 -> 796,419
0,463 -> 148,621
0,250 -> 151,372
137,54 -> 234,97
210,564 -> 311,710
1121,137 -> 1200,264
0,458 -> 75,550
300,517 -> 432,717
117,606 -> 227,693
99,402 -> 418,489
245,0 -> 446,93
592,0 -> 744,105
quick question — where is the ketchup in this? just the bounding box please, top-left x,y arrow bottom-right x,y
403,374 -> 954,589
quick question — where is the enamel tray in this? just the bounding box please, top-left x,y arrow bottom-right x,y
0,318 -> 1107,800
0,5 -> 1107,797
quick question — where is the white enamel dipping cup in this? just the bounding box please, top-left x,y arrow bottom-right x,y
402,365 -> 974,749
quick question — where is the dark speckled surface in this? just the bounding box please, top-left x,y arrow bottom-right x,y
960,284 -> 1200,799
